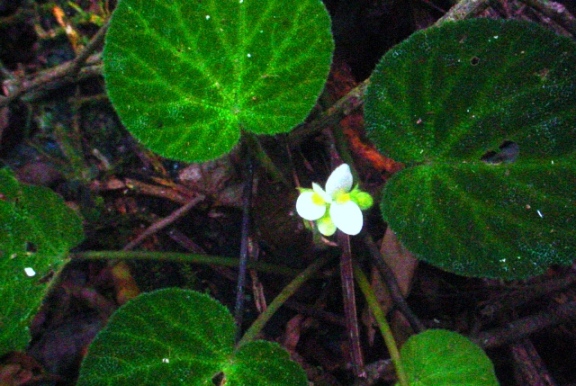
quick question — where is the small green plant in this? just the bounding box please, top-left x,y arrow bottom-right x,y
2,0 -> 575,384
0,168 -> 84,353
77,289 -> 307,385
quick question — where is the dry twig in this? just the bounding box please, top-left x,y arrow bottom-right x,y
0,19 -> 109,107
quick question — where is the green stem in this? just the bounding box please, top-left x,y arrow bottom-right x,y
242,131 -> 290,186
73,251 -> 301,277
237,255 -> 333,347
353,263 -> 409,386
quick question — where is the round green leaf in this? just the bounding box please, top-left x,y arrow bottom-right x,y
0,168 -> 84,352
399,329 -> 498,386
103,0 -> 333,162
365,19 -> 576,279
77,288 -> 307,386
78,289 -> 235,385
225,341 -> 308,385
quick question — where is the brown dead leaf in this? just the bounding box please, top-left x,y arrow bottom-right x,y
111,261 -> 141,305
283,314 -> 305,353
363,228 -> 418,345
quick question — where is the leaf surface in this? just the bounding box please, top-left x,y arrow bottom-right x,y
104,0 -> 333,161
365,19 -> 576,279
77,288 -> 307,385
399,329 -> 498,386
0,168 -> 84,352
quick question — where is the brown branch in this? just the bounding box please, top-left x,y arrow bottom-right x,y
289,80 -> 369,147
436,0 -> 492,24
91,177 -> 194,205
519,0 -> 576,36
122,193 -> 205,251
511,338 -> 557,385
1,19 -> 109,107
338,231 -> 366,378
478,273 -> 576,324
474,300 -> 576,349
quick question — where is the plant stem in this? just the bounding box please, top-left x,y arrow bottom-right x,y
353,263 -> 409,386
242,131 -> 290,186
73,251 -> 302,277
237,255 -> 333,347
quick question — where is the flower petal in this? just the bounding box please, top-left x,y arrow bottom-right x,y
296,191 -> 326,220
325,164 -> 353,197
312,182 -> 332,203
317,215 -> 337,236
330,200 -> 363,235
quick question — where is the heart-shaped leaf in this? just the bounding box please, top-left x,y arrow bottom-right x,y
399,329 -> 498,385
365,19 -> 576,279
103,0 -> 333,162
0,168 -> 84,352
77,288 -> 307,385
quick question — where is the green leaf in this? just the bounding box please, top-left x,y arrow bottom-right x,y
365,19 -> 576,279
0,168 -> 84,352
77,288 -> 307,386
225,341 -> 308,385
103,0 -> 333,162
399,329 -> 498,386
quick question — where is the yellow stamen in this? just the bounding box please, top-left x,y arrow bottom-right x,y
334,191 -> 350,204
312,192 -> 325,205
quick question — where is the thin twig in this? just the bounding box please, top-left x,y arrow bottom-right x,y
234,155 -> 254,342
478,273 -> 576,325
122,194 -> 204,251
289,80 -> 369,147
474,300 -> 576,349
436,0 -> 492,24
363,234 -> 425,333
1,19 -> 108,107
511,338 -> 557,385
71,19 -> 110,74
91,177 -> 194,205
338,231 -> 366,378
519,0 -> 576,36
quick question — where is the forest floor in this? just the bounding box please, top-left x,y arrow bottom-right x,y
1,0 -> 576,385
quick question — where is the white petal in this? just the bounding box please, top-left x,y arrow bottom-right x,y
296,191 -> 326,220
317,216 -> 337,236
330,201 -> 363,235
325,164 -> 353,197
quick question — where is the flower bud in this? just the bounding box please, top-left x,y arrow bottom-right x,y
351,190 -> 373,210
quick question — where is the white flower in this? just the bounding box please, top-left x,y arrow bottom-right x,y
296,164 -> 372,236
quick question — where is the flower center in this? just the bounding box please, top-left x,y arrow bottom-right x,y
312,192 -> 326,205
334,190 -> 351,204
